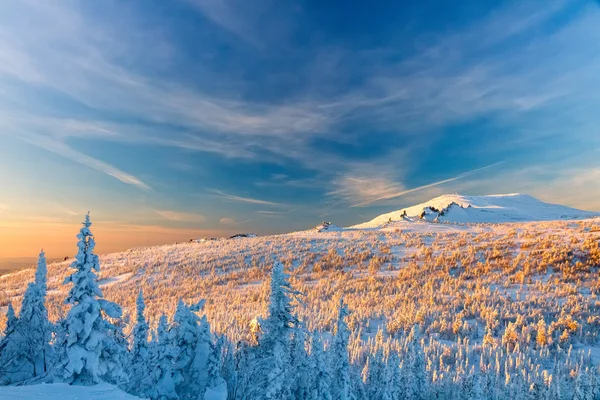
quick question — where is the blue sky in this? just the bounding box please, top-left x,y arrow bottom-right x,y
0,0 -> 599,257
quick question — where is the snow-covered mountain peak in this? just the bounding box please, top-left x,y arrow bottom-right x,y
353,193 -> 599,228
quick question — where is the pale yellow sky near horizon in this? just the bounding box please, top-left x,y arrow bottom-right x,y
0,221 -> 228,260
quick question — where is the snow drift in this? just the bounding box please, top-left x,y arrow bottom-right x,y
0,383 -> 140,400
353,194 -> 600,228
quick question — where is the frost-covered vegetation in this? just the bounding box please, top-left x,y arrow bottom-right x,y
1,212 -> 600,399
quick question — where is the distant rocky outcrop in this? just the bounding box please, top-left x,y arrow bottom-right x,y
315,221 -> 342,232
229,233 -> 258,239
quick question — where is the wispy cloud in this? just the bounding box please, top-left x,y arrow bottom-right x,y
219,217 -> 236,225
18,134 -> 152,191
328,172 -> 406,207
233,218 -> 257,225
154,210 -> 206,223
255,210 -> 286,215
186,0 -> 298,48
350,162 -> 504,207
1,0 -> 597,175
255,175 -> 324,189
209,189 -> 282,206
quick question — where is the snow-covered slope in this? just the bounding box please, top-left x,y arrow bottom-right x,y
0,383 -> 142,400
353,194 -> 600,228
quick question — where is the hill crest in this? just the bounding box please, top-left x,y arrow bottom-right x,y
352,193 -> 600,228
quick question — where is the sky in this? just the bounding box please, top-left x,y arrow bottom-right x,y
0,0 -> 599,260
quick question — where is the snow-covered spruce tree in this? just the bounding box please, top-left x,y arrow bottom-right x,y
249,261 -> 299,400
362,347 -> 392,400
0,250 -> 51,384
590,367 -> 600,400
0,302 -> 17,382
204,335 -> 227,400
386,350 -> 402,400
229,340 -> 252,399
170,298 -> 215,399
405,325 -> 427,400
21,250 -> 52,376
290,325 -> 312,400
35,249 -> 47,295
330,297 -> 354,400
310,334 -> 332,400
57,213 -> 124,385
1,302 -> 16,341
220,341 -> 238,398
146,314 -> 178,400
360,356 -> 372,396
128,290 -> 151,396
100,315 -> 129,387
573,367 -> 592,400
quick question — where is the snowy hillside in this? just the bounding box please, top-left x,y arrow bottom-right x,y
353,193 -> 600,228
1,203 -> 600,399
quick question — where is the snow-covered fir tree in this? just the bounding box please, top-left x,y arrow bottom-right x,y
290,325 -> 312,400
35,249 -> 47,295
310,335 -> 332,400
573,367 -> 593,400
229,340 -> 253,399
204,336 -> 228,400
146,314 -> 178,400
57,213 -> 124,385
387,350 -> 402,400
406,325 -> 427,400
248,261 -> 299,400
0,250 -> 51,384
170,298 -> 221,399
0,302 -> 17,383
99,315 -> 129,387
128,290 -> 151,396
1,302 -> 16,341
330,297 -> 354,400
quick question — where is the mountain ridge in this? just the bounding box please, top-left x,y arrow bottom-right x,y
352,193 -> 600,228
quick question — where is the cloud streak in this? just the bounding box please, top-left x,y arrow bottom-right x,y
350,161 -> 505,207
219,217 -> 236,225
328,171 -> 406,207
18,134 -> 152,191
209,189 -> 282,206
155,210 -> 206,223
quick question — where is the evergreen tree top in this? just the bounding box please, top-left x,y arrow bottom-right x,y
3,302 -> 16,336
335,297 -> 350,337
35,249 -> 47,294
157,313 -> 170,344
64,213 -> 103,305
136,289 -> 146,321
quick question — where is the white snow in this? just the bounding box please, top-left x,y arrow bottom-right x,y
353,193 -> 600,228
0,383 -> 143,400
204,382 -> 227,400
98,273 -> 133,287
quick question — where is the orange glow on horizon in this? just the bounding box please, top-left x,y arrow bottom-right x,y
0,221 -> 228,260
